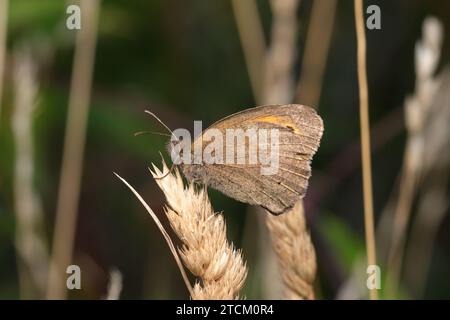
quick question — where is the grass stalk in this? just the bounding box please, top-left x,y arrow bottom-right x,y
47,0 -> 100,299
150,162 -> 248,299
104,269 -> 123,300
295,0 -> 337,108
230,0 -> 266,105
12,47 -> 49,299
266,202 -> 316,299
0,0 -> 8,123
404,67 -> 450,296
264,0 -> 300,104
386,17 -> 443,296
354,0 -> 378,300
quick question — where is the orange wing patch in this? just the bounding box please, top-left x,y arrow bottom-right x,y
253,115 -> 301,134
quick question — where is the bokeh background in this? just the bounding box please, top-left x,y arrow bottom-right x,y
0,0 -> 449,299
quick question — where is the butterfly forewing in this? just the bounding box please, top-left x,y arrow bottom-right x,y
181,104 -> 323,215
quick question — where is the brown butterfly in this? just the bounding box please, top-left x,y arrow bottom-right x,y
148,104 -> 323,215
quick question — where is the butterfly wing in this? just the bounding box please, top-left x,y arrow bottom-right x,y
183,104 -> 323,215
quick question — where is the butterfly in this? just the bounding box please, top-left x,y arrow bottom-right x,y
148,104 -> 323,215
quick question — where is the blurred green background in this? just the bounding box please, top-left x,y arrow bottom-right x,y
0,0 -> 449,299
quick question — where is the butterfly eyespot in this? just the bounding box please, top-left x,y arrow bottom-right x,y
286,125 -> 296,132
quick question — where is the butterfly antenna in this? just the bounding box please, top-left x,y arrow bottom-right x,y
134,130 -> 172,137
144,110 -> 177,141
